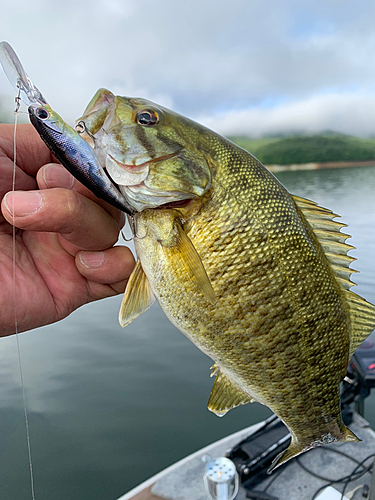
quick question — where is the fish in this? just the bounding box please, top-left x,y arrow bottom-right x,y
39,88 -> 375,471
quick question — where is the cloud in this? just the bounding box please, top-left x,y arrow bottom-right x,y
197,92 -> 375,137
1,0 -> 375,136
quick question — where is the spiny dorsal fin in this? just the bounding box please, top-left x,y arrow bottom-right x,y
292,195 -> 375,355
346,290 -> 375,358
161,223 -> 216,304
208,370 -> 254,417
119,260 -> 155,327
292,195 -> 357,290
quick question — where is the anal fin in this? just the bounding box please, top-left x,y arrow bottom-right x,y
208,370 -> 253,417
119,260 -> 155,327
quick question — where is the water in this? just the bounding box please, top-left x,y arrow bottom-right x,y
1,166 -> 375,500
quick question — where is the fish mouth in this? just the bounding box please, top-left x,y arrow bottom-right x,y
115,151 -> 180,170
158,198 -> 193,209
106,151 -> 179,180
105,151 -> 180,186
118,181 -> 197,212
105,151 -> 198,211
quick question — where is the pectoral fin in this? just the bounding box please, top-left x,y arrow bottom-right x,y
162,223 -> 216,304
208,370 -> 253,416
119,260 -> 155,327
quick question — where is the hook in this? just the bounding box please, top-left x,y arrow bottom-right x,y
121,230 -> 133,242
126,214 -> 148,240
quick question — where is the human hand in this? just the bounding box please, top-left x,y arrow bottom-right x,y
0,123 -> 135,336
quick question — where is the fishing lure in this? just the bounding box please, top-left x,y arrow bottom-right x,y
0,41 -> 134,214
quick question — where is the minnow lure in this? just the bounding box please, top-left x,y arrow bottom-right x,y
0,41 -> 134,214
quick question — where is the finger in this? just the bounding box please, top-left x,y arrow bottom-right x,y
2,188 -> 122,251
0,124 -> 55,176
0,152 -> 37,195
36,163 -> 124,227
76,246 -> 135,294
0,124 -> 56,208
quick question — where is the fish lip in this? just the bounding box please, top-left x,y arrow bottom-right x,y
120,181 -> 198,211
157,198 -> 193,209
108,151 -> 180,171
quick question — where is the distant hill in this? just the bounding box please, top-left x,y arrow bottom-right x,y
229,133 -> 375,165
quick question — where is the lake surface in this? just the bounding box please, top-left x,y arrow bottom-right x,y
1,166 -> 375,500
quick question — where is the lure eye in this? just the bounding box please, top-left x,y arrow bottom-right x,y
36,107 -> 49,120
135,109 -> 159,126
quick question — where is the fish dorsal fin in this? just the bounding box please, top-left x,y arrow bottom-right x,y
119,260 -> 155,327
345,290 -> 375,358
292,195 -> 375,356
208,369 -> 254,416
292,195 -> 357,290
161,222 -> 216,305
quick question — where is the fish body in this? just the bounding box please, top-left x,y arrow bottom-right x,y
39,89 -> 375,469
129,169 -> 367,469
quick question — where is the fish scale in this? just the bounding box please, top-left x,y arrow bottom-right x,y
128,133 -> 362,469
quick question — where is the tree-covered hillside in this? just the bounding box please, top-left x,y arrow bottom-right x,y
230,133 -> 375,165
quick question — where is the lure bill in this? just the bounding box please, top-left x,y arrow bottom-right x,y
0,41 -> 47,107
0,41 -> 133,214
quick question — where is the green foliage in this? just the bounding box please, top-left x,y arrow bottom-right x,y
229,133 -> 375,165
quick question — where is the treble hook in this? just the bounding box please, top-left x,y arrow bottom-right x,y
124,214 -> 148,240
121,230 -> 133,242
135,227 -> 148,240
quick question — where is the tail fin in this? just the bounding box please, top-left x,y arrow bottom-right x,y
268,426 -> 360,473
268,440 -> 309,473
341,426 -> 360,443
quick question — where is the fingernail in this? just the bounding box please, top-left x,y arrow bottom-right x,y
4,191 -> 43,216
43,164 -> 74,189
79,251 -> 105,269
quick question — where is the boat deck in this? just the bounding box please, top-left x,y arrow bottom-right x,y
118,413 -> 375,500
127,486 -> 162,500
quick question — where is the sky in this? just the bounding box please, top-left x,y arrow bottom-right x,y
1,0 -> 375,137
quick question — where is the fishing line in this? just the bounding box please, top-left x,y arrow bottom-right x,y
12,86 -> 36,500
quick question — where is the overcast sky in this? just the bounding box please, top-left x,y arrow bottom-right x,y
1,0 -> 375,137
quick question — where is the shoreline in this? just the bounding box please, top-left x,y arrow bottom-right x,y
265,159 -> 375,172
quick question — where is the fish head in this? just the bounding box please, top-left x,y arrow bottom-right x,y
76,89 -> 212,212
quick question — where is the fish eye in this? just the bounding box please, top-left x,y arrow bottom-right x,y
36,107 -> 49,120
135,109 -> 159,126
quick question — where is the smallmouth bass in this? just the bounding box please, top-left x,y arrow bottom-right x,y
31,89 -> 375,470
